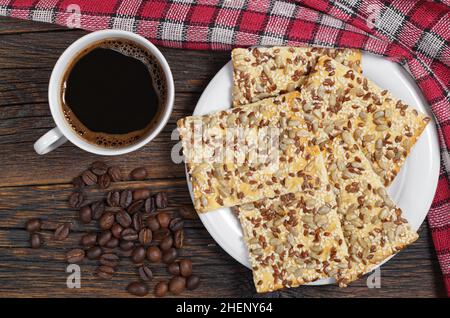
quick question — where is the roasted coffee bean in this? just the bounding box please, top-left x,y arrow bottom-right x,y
54,223 -> 70,241
81,170 -> 97,186
128,200 -> 144,215
132,213 -> 143,232
72,176 -> 85,189
119,190 -> 132,208
154,281 -> 168,297
99,212 -> 115,230
69,192 -> 84,209
169,276 -> 186,295
154,192 -> 168,209
130,167 -> 147,180
138,265 -> 153,281
146,216 -> 160,231
169,218 -> 184,232
131,246 -> 146,263
162,247 -> 178,264
81,232 -> 97,247
153,228 -> 170,241
106,191 -> 120,207
179,259 -> 193,277
100,253 -> 119,267
26,218 -> 41,232
96,265 -> 114,279
97,174 -> 111,189
121,228 -> 138,241
133,188 -> 151,201
139,228 -> 152,246
66,249 -> 85,263
105,237 -> 119,248
173,229 -> 184,249
186,275 -> 200,290
167,262 -> 180,276
116,210 -> 132,228
144,197 -> 156,213
105,206 -> 122,213
111,223 -> 124,238
98,231 -> 112,246
127,281 -> 148,297
91,161 -> 108,175
118,249 -> 133,257
156,212 -> 171,228
30,233 -> 42,248
179,205 -> 198,220
146,246 -> 162,263
119,240 -> 134,251
160,235 -> 173,251
91,201 -> 105,220
86,246 -> 102,260
107,166 -> 123,182
79,205 -> 92,224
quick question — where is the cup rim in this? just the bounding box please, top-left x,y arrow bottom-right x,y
48,29 -> 175,156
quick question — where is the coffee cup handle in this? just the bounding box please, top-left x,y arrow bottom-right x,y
34,127 -> 68,155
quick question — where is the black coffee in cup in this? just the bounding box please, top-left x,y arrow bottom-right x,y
61,39 -> 166,148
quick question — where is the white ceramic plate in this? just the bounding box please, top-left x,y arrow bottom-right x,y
186,52 -> 440,285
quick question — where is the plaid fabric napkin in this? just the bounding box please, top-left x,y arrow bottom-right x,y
0,0 -> 449,295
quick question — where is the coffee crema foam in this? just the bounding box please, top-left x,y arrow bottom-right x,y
61,39 -> 167,148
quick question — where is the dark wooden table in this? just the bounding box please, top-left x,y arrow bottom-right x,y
0,16 -> 446,298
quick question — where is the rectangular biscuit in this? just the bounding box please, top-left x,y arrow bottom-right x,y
232,46 -> 362,106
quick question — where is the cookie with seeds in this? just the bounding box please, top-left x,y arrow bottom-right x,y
232,47 -> 362,106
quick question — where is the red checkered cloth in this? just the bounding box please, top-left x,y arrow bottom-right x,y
0,0 -> 449,295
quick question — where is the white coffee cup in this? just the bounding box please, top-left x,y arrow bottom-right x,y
34,30 -> 174,155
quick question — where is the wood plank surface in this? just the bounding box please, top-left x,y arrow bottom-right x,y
0,16 -> 446,298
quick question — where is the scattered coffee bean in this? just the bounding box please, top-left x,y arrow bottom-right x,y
133,188 -> 151,201
91,201 -> 105,220
81,232 -> 97,247
99,212 -> 115,230
72,176 -> 85,188
139,228 -> 152,246
179,259 -> 193,277
107,166 -> 123,182
169,276 -> 186,295
97,174 -> 111,189
157,212 -> 171,228
91,161 -> 108,175
79,206 -> 92,224
168,262 -> 180,276
69,192 -> 84,209
154,192 -> 168,209
120,240 -> 135,251
86,246 -> 102,260
116,210 -> 132,228
98,231 -> 112,246
54,223 -> 70,241
130,167 -> 147,180
127,281 -> 148,297
96,265 -> 115,279
121,228 -> 138,241
81,170 -> 97,186
106,191 -> 120,207
132,213 -> 143,232
173,229 -> 184,249
169,218 -> 184,232
162,247 -> 178,264
154,281 -> 168,297
30,233 -> 42,248
105,237 -> 119,248
111,223 -> 124,238
100,253 -> 119,267
138,266 -> 153,281
186,275 -> 200,290
160,235 -> 173,251
144,197 -> 156,213
179,205 -> 198,220
146,216 -> 160,231
119,190 -> 133,208
146,246 -> 162,263
131,246 -> 146,264
25,218 -> 41,232
127,200 -> 144,215
66,249 -> 85,263
153,228 -> 171,241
